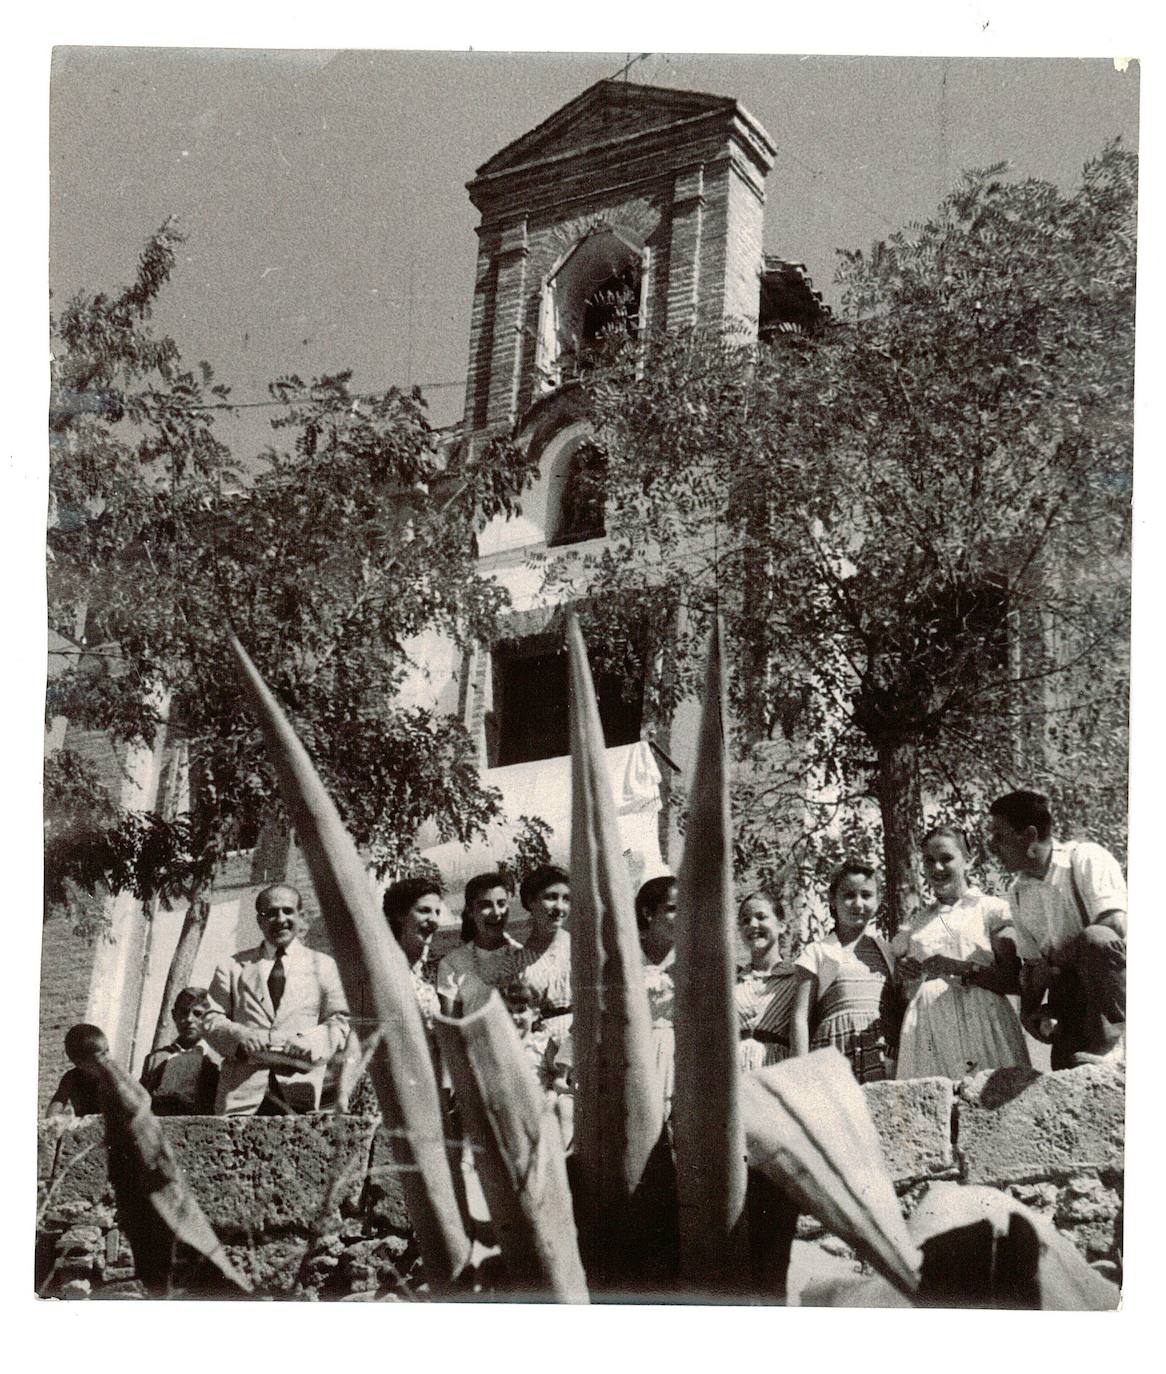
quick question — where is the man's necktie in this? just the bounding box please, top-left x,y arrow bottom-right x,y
268,951 -> 286,1014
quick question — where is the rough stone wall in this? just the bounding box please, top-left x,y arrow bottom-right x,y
36,1114 -> 417,1300
795,1065 -> 1125,1284
35,1064 -> 1123,1300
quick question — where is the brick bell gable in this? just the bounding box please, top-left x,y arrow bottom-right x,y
462,79 -> 777,436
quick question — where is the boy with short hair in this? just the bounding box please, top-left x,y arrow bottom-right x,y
45,1023 -> 109,1119
140,987 -> 220,1115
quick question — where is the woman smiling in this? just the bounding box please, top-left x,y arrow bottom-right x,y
436,871 -> 521,1018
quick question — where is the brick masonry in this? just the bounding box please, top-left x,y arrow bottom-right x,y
38,919 -> 101,1111
36,1064 -> 1123,1298
464,84 -> 773,437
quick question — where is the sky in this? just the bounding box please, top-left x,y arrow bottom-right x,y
49,49 -> 1140,447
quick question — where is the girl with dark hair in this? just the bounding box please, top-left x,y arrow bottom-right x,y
436,872 -> 520,1017
382,876 -> 446,1028
894,826 -> 1029,1080
790,860 -> 899,1083
511,864 -> 573,1039
735,893 -> 799,1070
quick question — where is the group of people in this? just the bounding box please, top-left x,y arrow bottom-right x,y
47,788 -> 1127,1130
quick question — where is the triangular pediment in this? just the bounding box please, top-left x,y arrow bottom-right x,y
473,79 -> 738,181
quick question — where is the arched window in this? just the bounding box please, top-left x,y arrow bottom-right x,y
474,421 -> 608,558
550,440 -> 607,546
537,227 -> 647,390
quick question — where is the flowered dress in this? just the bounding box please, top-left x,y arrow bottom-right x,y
410,953 -> 442,1030
894,889 -> 1030,1081
795,929 -> 899,1083
735,962 -> 799,1071
643,948 -> 677,1117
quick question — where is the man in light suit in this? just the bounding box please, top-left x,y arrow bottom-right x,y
203,884 -> 350,1115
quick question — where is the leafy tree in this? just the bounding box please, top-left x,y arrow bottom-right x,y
566,144 -> 1135,932
47,221 -> 537,954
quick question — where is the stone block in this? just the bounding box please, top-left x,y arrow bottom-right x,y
165,1114 -> 378,1234
365,1124 -> 414,1232
956,1065 -> 1124,1185
1005,1180 -> 1059,1216
37,1119 -> 110,1218
224,1236 -> 308,1291
862,1077 -> 955,1182
37,1113 -> 379,1237
1055,1174 -> 1121,1227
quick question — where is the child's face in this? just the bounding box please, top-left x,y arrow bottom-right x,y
527,882 -> 570,939
173,999 -> 209,1047
737,897 -> 784,959
646,885 -> 678,947
503,984 -> 537,1033
71,1039 -> 110,1078
832,872 -> 879,940
924,835 -> 967,902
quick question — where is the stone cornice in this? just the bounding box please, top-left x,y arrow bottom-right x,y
468,106 -> 774,221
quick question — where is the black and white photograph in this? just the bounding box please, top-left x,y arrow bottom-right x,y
30,20 -> 1147,1323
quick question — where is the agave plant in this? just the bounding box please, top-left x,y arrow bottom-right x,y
227,619 -> 1116,1309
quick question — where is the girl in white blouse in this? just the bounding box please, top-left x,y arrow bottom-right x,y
894,827 -> 1029,1080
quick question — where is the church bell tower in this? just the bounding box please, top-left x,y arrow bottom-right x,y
461,79 -> 777,444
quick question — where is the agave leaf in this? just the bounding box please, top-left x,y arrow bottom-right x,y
229,634 -> 472,1288
672,617 -> 749,1288
740,1050 -> 921,1295
96,1055 -> 250,1294
566,613 -> 665,1258
434,995 -> 589,1302
909,1182 -> 1119,1310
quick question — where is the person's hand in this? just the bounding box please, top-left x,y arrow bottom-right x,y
236,1028 -> 272,1058
1021,1010 -> 1054,1043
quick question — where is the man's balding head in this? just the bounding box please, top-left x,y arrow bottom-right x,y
256,884 -> 305,951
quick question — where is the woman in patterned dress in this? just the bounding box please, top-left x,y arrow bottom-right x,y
383,876 -> 445,1028
735,893 -> 799,1071
436,871 -> 522,1017
510,864 -> 573,1041
790,859 -> 900,1084
338,876 -> 447,1112
894,827 -> 1029,1080
636,875 -> 678,1118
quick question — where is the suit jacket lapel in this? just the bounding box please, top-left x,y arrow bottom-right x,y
242,949 -> 275,1021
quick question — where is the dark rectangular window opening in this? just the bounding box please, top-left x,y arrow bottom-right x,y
490,643 -> 643,767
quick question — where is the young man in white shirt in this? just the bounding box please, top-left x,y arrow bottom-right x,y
987,790 -> 1126,1069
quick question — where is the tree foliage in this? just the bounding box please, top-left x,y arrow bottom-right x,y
47,221 -> 537,917
570,145 -> 1135,931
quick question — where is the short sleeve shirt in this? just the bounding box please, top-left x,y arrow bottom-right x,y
794,928 -> 896,992
1008,841 -> 1126,963
436,937 -> 521,1015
